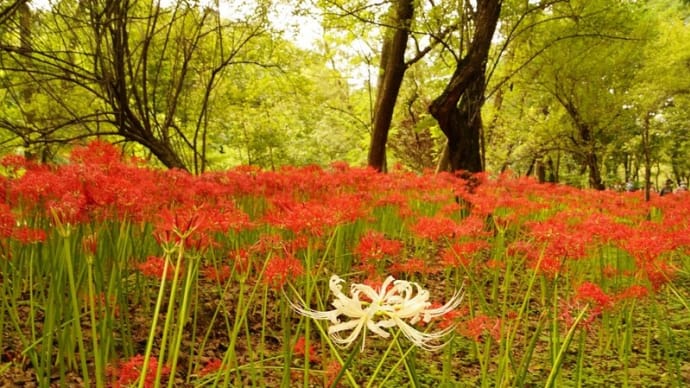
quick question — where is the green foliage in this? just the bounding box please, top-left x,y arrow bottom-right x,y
0,0 -> 689,184
0,0 -> 368,171
483,0 -> 690,187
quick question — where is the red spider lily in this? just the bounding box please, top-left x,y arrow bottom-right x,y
263,196 -> 359,236
252,233 -> 285,254
197,358 -> 223,376
388,257 -> 437,276
526,218 -> 591,260
137,256 -> 180,281
638,261 -> 677,291
6,163 -> 54,209
621,227 -> 684,264
373,191 -> 413,218
263,254 -> 304,289
573,213 -> 632,244
325,360 -> 343,388
69,140 -> 124,167
263,200 -> 333,236
410,216 -> 458,241
575,282 -> 614,310
558,299 -> 602,331
601,265 -> 619,279
47,190 -> 89,226
153,206 -> 206,247
154,204 -> 249,250
106,354 -> 170,388
440,240 -> 491,269
329,193 -> 370,224
11,226 -> 46,244
432,305 -> 469,330
438,202 -> 463,217
201,264 -> 233,283
354,231 -> 403,263
455,215 -> 492,238
615,284 -> 649,301
0,204 -> 15,239
229,249 -> 251,275
329,161 -> 350,172
460,314 -> 502,343
485,258 -> 505,270
82,233 -> 98,255
533,256 -> 563,277
1,154 -> 29,170
506,240 -> 540,259
293,336 -> 319,363
558,282 -> 616,331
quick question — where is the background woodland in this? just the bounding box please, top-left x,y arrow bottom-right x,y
1,0 -> 690,191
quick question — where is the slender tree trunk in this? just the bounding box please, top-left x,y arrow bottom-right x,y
428,0 -> 501,173
577,124 -> 604,190
367,0 -> 414,171
18,1 -> 36,157
642,115 -> 652,201
559,96 -> 605,190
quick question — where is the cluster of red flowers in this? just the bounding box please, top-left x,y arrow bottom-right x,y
3,141 -> 689,381
137,256 -> 179,280
263,254 -> 304,289
293,336 -> 319,363
197,358 -> 223,376
460,314 -> 503,343
106,354 -> 170,388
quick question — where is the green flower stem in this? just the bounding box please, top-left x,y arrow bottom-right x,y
259,284 -> 269,386
330,336 -> 363,388
138,245 -> 174,388
155,244 -> 186,388
61,231 -> 91,387
167,251 -> 200,388
395,334 -> 420,387
380,330 -> 419,386
545,306 -> 588,388
365,329 -> 403,388
280,297 -> 292,387
86,255 -> 104,388
575,330 -> 586,388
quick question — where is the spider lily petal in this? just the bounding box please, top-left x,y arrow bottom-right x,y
289,274 -> 462,351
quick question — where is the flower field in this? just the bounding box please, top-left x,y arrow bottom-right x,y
0,141 -> 689,387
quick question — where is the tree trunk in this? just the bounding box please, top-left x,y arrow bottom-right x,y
585,151 -> 604,190
578,125 -> 604,190
445,71 -> 485,172
367,0 -> 414,171
428,0 -> 501,173
559,97 -> 605,190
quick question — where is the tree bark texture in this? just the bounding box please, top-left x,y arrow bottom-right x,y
428,0 -> 501,173
367,0 -> 414,172
559,98 -> 605,190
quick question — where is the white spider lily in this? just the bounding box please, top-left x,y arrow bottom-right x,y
289,275 -> 463,351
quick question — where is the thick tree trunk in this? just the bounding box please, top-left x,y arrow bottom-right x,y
585,151 -> 604,190
146,139 -> 187,170
438,71 -> 486,172
428,0 -> 501,173
577,125 -> 604,190
368,0 -> 414,171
